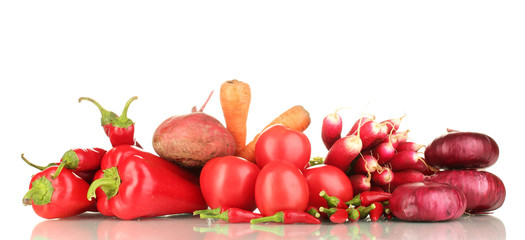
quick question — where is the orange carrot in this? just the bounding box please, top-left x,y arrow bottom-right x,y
220,80 -> 251,155
238,105 -> 311,162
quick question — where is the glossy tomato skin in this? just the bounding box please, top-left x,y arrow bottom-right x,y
255,161 -> 309,216
303,164 -> 354,209
200,156 -> 260,211
255,124 -> 311,170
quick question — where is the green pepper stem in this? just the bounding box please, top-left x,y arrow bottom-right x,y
87,167 -> 120,200
346,193 -> 362,206
250,211 -> 284,224
78,97 -> 118,126
20,154 -> 55,171
194,207 -> 221,216
199,211 -> 228,221
112,96 -> 137,128
23,176 -> 54,206
319,190 -> 341,208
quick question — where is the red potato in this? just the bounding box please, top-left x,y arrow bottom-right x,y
321,111 -> 343,150
152,94 -> 235,168
424,130 -> 499,169
427,170 -> 506,213
390,182 -> 467,222
324,135 -> 363,172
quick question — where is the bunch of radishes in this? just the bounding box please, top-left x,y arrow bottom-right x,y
321,111 -> 432,195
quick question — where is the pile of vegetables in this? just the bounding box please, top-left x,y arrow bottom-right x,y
21,80 -> 505,224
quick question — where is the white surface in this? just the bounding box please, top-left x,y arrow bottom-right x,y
1,1 -> 522,239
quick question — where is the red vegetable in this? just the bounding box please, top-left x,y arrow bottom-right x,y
200,156 -> 260,211
346,191 -> 391,207
254,161 -> 309,216
351,154 -> 382,175
397,142 -> 425,152
195,207 -> 262,223
370,141 -> 396,165
350,120 -> 386,150
346,115 -> 375,136
107,96 -> 138,147
319,207 -> 348,223
356,203 -> 376,219
78,97 -> 119,136
87,145 -> 206,219
319,190 -> 348,209
424,130 -> 499,169
371,167 -> 394,186
324,135 -> 363,172
303,164 -> 353,209
53,148 -> 106,179
22,165 -> 94,219
390,182 -> 466,221
255,124 -> 311,170
348,174 -> 371,195
321,110 -> 343,150
388,150 -> 429,172
369,202 -> 384,222
346,207 -> 360,222
250,210 -> 321,224
380,115 -> 405,134
386,170 -> 425,192
427,169 -> 506,213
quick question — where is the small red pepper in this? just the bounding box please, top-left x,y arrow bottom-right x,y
22,165 -> 95,219
369,202 -> 384,222
250,210 -> 321,224
78,97 -> 119,136
52,148 -> 106,179
347,207 -> 360,222
319,207 -> 348,224
87,145 -> 206,220
306,206 -> 321,218
107,96 -> 138,147
195,207 -> 262,223
345,191 -> 391,207
319,190 -> 348,209
357,203 -> 376,219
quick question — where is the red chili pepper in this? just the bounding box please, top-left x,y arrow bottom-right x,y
107,96 -> 138,147
306,206 -> 321,218
319,190 -> 348,209
357,203 -> 376,219
79,97 -> 142,148
87,145 -> 206,220
250,210 -> 321,224
53,148 -> 106,178
346,207 -> 360,222
319,207 -> 348,224
195,207 -> 262,223
369,202 -> 384,222
78,97 -> 119,136
22,165 -> 95,219
345,191 -> 391,207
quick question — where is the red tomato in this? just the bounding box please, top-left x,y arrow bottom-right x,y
200,156 -> 260,211
254,124 -> 311,169
303,164 -> 354,209
255,161 -> 309,216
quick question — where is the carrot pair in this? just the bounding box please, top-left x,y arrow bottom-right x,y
219,80 -> 311,162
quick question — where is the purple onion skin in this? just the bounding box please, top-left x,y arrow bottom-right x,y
427,170 -> 506,213
424,131 -> 499,169
390,182 -> 467,222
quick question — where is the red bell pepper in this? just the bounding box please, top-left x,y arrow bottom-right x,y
87,145 -> 207,220
23,165 -> 95,219
107,96 -> 138,147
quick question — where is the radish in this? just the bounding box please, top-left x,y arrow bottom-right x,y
351,154 -> 382,175
381,130 -> 409,149
349,174 -> 371,195
388,150 -> 429,172
371,167 -> 394,186
424,130 -> 499,169
347,114 -> 375,136
321,110 -> 343,150
390,182 -> 467,222
350,120 -> 386,150
397,142 -> 425,152
385,170 -> 424,192
380,114 -> 406,134
427,169 -> 506,213
370,141 -> 396,165
324,135 -> 363,173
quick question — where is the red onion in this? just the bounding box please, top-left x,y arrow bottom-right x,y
427,170 -> 506,213
424,130 -> 499,169
390,182 -> 466,221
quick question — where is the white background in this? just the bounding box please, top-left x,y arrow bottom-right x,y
1,1 -> 523,239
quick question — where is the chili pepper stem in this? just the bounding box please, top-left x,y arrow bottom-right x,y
194,207 -> 222,216
112,96 -> 138,128
20,154 -> 55,171
87,167 -> 121,200
319,190 -> 341,208
199,211 -> 228,221
23,176 -> 54,206
250,211 -> 284,224
78,97 -> 118,127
